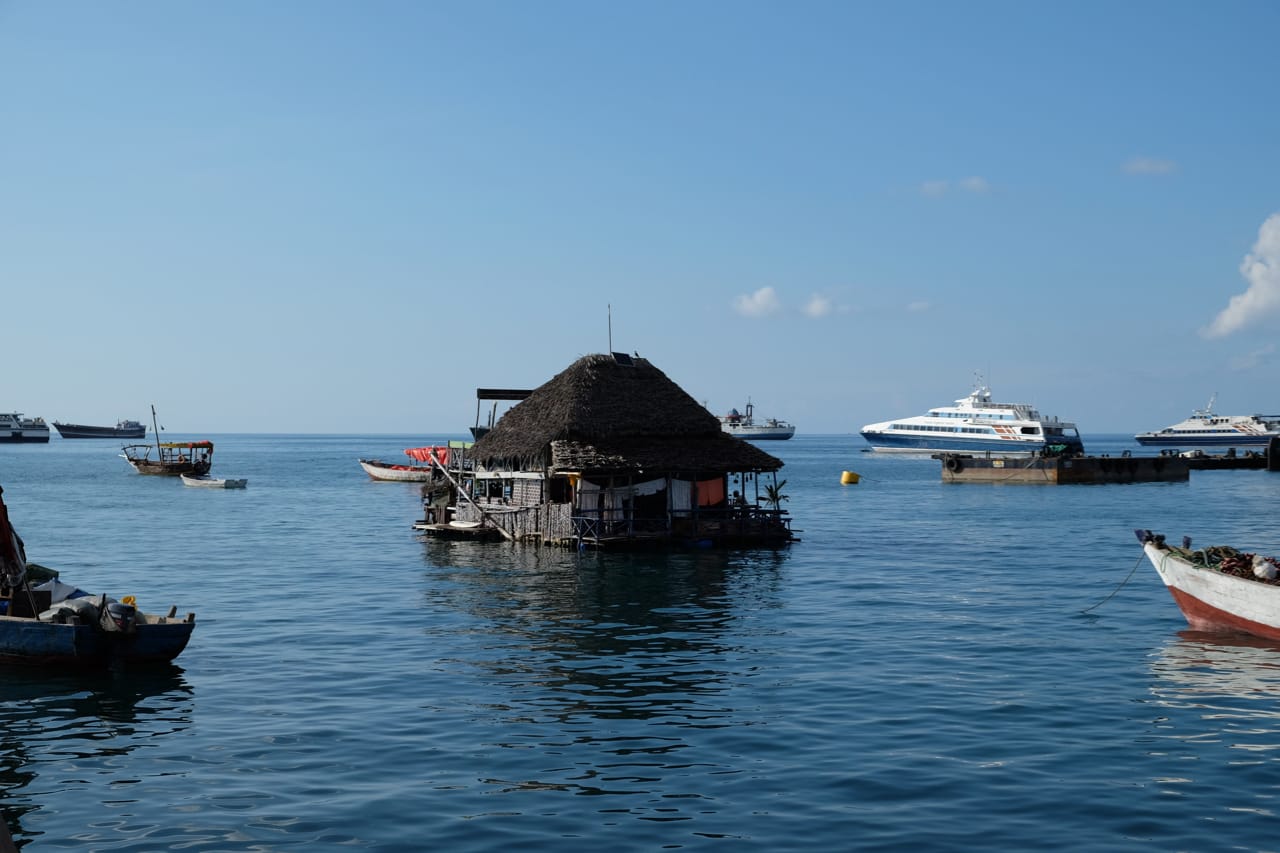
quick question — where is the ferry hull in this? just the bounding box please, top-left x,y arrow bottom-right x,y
860,432 -> 1078,455
723,427 -> 795,441
0,433 -> 49,444
1135,433 -> 1275,448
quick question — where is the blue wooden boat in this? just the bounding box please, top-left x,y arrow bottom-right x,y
0,486 -> 195,668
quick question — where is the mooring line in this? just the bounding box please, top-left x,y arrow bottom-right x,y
1081,552 -> 1146,614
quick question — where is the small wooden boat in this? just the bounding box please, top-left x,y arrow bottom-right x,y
359,459 -> 436,482
1137,529 -> 1280,640
181,474 -> 247,489
121,406 -> 212,476
0,485 -> 195,667
360,447 -> 452,483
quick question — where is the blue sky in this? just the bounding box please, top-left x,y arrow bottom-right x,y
2,1 -> 1278,436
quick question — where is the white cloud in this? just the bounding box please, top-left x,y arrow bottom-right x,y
1124,157 -> 1177,175
907,300 -> 931,313
734,286 -> 781,317
1203,213 -> 1280,338
920,180 -> 949,197
958,176 -> 990,193
803,294 -> 832,318
1230,343 -> 1276,371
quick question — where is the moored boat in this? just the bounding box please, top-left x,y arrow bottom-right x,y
717,400 -> 796,440
0,413 -> 50,444
0,485 -> 194,667
860,382 -> 1084,455
1135,395 -> 1280,447
53,419 -> 146,439
181,474 -> 247,489
1137,529 -> 1280,640
359,458 -> 438,482
120,406 -> 212,476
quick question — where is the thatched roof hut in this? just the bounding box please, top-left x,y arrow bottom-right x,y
467,354 -> 783,476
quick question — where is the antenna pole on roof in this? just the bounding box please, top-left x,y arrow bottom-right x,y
608,304 -> 612,353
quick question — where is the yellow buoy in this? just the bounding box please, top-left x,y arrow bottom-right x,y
841,470 -> 860,485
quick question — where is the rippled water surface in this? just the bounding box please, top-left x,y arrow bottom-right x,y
2,434 -> 1280,850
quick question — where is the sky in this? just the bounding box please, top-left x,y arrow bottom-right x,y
1,1 -> 1278,436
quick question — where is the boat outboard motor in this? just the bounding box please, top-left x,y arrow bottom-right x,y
101,601 -> 137,634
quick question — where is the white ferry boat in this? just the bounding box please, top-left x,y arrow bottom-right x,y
1135,396 -> 1280,448
0,413 -> 50,443
717,400 -> 795,440
860,384 -> 1083,455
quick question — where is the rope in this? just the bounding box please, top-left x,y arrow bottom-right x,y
1081,552 -> 1146,614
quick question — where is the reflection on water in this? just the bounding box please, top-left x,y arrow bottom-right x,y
419,540 -> 789,810
1149,631 -> 1280,761
1152,631 -> 1280,702
0,666 -> 193,844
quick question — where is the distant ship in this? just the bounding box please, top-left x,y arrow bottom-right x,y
1135,395 -> 1280,448
52,419 -> 147,439
717,400 -> 796,440
860,383 -> 1084,455
0,413 -> 50,443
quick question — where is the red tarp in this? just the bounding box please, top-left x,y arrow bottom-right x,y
404,446 -> 448,465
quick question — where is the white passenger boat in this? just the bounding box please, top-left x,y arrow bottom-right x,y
1134,395 -> 1280,448
0,413 -> 50,443
860,383 -> 1083,455
717,401 -> 795,441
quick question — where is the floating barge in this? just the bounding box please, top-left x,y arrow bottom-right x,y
937,452 -> 1190,484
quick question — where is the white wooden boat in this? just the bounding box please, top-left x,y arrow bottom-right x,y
1137,529 -> 1280,640
181,474 -> 247,489
358,459 -> 436,482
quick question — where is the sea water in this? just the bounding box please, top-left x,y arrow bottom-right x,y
0,434 -> 1278,851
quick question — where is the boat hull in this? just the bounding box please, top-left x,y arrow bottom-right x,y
181,475 -> 247,489
0,432 -> 49,444
861,431 -> 1074,455
0,616 -> 194,667
722,426 -> 795,441
1135,433 -> 1276,448
126,460 -> 212,476
359,459 -> 437,482
53,421 -> 146,439
1143,542 -> 1280,640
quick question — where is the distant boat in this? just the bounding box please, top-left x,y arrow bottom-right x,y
0,413 -> 50,443
1137,529 -> 1280,641
0,483 -> 195,667
1135,395 -> 1280,448
53,419 -> 146,439
120,406 -> 213,476
860,382 -> 1084,455
360,446 -> 454,482
717,400 -> 796,441
181,474 -> 247,489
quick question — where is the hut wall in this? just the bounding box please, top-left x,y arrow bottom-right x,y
512,478 -> 543,505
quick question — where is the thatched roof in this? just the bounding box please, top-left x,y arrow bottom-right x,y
467,353 -> 783,475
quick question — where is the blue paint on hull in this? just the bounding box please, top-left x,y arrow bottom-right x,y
0,617 -> 194,667
1135,434 -> 1276,447
861,432 -> 1084,454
